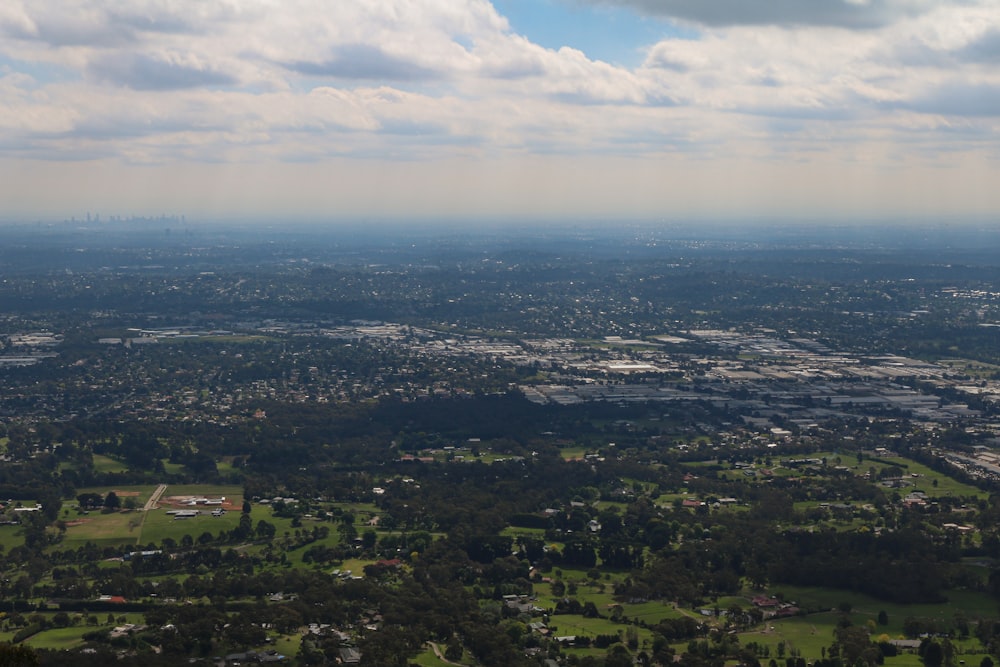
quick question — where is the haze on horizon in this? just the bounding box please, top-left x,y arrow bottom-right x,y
1,0 -> 999,224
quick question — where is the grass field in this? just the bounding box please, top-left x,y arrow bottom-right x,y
0,524 -> 25,552
161,461 -> 185,475
531,567 -> 687,631
518,575 -> 1000,665
413,643 -> 470,666
90,454 -> 129,474
138,505 -> 241,545
548,614 -> 631,636
740,611 -> 846,658
500,526 -> 548,540
725,583 -> 1000,664
269,634 -> 301,660
740,609 -> 995,665
20,625 -> 92,650
768,584 -> 999,631
810,451 -> 987,501
156,484 -> 243,501
558,446 -> 590,460
52,484 -> 246,551
59,509 -> 145,549
701,451 -> 986,504
2,613 -> 145,651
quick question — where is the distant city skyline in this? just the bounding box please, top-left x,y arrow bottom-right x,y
1,1 -> 999,223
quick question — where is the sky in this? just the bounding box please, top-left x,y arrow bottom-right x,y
1,0 -> 999,223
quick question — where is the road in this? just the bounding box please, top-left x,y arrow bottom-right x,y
144,484 -> 168,511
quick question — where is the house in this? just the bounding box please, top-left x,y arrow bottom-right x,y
338,647 -> 361,664
97,595 -> 127,604
529,622 -> 549,635
751,595 -> 780,608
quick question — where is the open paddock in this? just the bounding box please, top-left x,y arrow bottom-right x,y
58,510 -> 143,549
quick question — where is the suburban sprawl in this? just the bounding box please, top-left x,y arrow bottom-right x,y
1,221 -> 1000,667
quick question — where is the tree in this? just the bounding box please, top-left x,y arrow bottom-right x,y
835,625 -> 880,667
361,529 -> 377,551
256,520 -> 276,539
920,639 -> 944,667
236,513 -> 253,540
444,637 -> 463,661
0,642 -> 39,666
606,644 -> 634,667
77,493 -> 103,509
104,491 -> 121,510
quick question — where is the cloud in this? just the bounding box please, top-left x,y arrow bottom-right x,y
0,0 -> 998,211
285,44 -> 442,82
0,5 -> 137,47
895,82 -> 1000,116
87,52 -> 237,90
0,3 -> 246,48
104,6 -> 202,35
957,27 -> 1000,63
577,0 -> 941,28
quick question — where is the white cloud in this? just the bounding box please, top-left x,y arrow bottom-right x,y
0,0 -> 673,161
578,0 -> 945,28
640,2 -> 1000,121
0,0 -> 998,219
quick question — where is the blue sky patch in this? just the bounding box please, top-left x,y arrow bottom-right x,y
492,0 -> 691,67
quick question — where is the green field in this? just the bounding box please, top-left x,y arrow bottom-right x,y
60,509 -> 145,549
725,584 -> 1000,663
19,625 -> 92,650
90,454 -> 129,474
558,446 -> 589,460
161,460 -> 185,475
811,451 -> 987,501
55,484 -> 246,550
138,505 -> 241,546
156,484 -> 243,501
269,634 -> 302,661
0,523 -> 25,552
768,584 -> 999,630
740,608 -> 995,665
413,643 -> 471,666
0,613 -> 145,651
531,567 -> 686,631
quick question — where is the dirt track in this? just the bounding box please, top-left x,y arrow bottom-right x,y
144,484 -> 168,511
